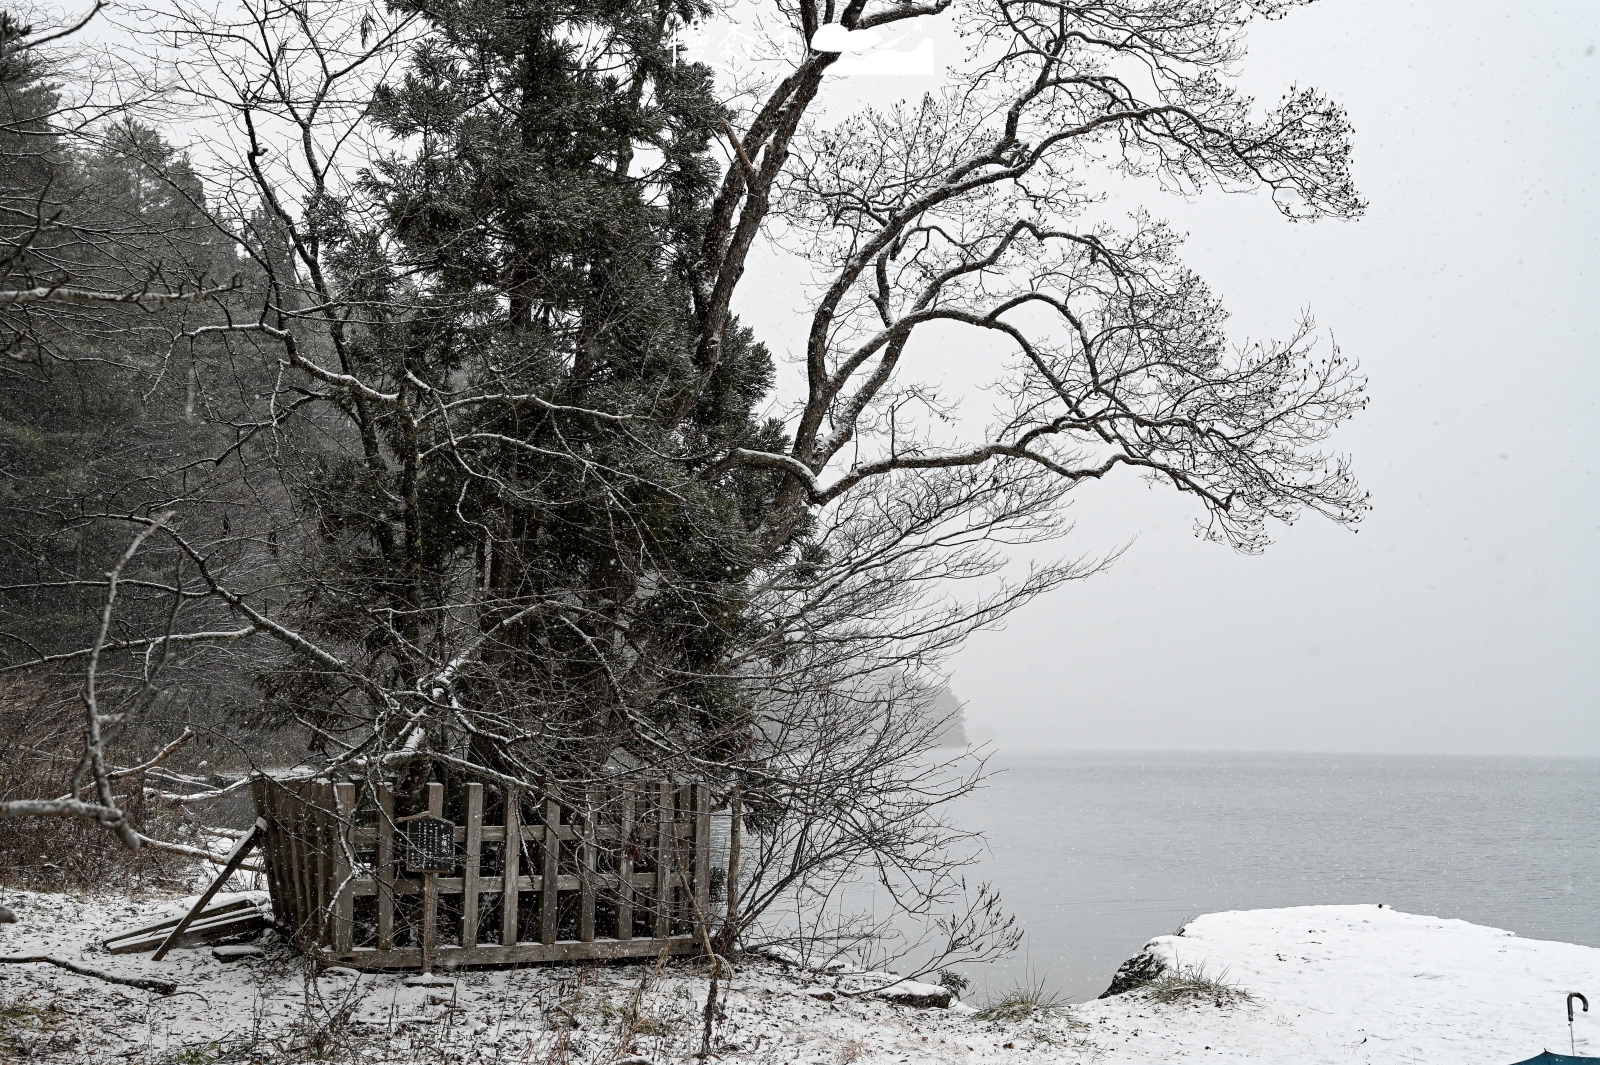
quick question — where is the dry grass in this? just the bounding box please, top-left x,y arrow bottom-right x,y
0,677 -> 189,892
0,996 -> 75,1058
973,978 -> 1065,1021
837,1036 -> 869,1062
1147,962 -> 1256,1006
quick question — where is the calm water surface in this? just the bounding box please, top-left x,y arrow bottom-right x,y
946,752 -> 1600,1001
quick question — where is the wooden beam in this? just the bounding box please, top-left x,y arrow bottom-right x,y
694,783 -> 711,940
579,786 -> 596,943
654,780 -> 672,940
541,797 -> 560,945
501,788 -> 521,946
376,784 -> 395,951
151,819 -> 264,960
332,783 -> 357,955
462,782 -> 483,949
316,934 -> 700,970
420,781 -> 443,973
618,785 -> 634,941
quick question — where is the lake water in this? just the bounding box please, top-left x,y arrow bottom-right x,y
942,752 -> 1600,1001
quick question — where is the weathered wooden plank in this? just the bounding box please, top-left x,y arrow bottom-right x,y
578,787 -> 596,943
349,824 -> 576,847
421,781 -> 444,972
332,783 -> 357,955
104,895 -> 261,947
152,819 -> 266,961
617,784 -> 634,941
314,935 -> 701,970
105,896 -> 265,953
724,783 -> 742,948
250,779 -> 291,927
285,788 -> 311,945
350,872 -> 615,899
376,784 -> 395,951
694,783 -> 711,939
109,909 -> 267,954
316,784 -> 333,949
461,782 -> 483,949
540,797 -> 560,945
297,784 -> 322,939
654,780 -> 672,939
501,788 -> 521,946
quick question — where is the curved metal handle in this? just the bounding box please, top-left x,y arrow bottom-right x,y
1571,992 -> 1590,1024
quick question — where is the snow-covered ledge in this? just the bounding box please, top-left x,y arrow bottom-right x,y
1087,905 -> 1598,1063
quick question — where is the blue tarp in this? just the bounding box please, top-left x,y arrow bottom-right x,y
1508,1054 -> 1600,1064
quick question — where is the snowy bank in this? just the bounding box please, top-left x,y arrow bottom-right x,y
1087,904 -> 1598,1063
0,890 -> 1595,1063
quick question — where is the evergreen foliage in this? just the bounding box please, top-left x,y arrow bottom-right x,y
255,0 -> 788,772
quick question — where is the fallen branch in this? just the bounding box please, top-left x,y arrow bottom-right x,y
0,279 -> 237,306
0,954 -> 179,995
144,775 -> 254,805
42,730 -> 198,804
109,728 -> 196,780
136,832 -> 265,872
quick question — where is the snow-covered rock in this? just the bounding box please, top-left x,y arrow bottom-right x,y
1086,904 -> 1599,1063
1099,945 -> 1168,997
870,979 -> 953,1009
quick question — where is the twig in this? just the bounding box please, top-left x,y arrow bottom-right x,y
135,831 -> 266,872
109,728 -> 196,780
144,775 -> 255,805
0,954 -> 179,995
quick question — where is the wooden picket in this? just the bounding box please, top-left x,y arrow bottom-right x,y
250,773 -> 714,970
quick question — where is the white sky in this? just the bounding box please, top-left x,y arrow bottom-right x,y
732,1 -> 1600,756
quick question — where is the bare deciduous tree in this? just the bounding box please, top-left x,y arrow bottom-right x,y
0,0 -> 1366,977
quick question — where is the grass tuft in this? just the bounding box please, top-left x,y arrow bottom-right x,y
1146,962 -> 1255,1006
973,979 -> 1064,1021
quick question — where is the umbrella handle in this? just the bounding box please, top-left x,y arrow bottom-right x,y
1572,992 -> 1590,1025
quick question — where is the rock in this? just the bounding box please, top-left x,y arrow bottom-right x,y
1099,946 -> 1167,998
871,980 -> 952,1009
803,987 -> 836,1002
402,973 -> 456,988
212,944 -> 265,961
320,966 -> 361,979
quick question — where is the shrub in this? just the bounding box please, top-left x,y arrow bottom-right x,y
935,968 -> 971,997
0,677 -> 188,892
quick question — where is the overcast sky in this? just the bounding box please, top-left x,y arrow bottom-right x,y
731,2 -> 1600,757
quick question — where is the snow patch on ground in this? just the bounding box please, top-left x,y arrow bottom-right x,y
1,890 -> 1595,1063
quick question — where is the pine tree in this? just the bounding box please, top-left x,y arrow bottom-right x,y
0,39 -> 247,660
263,0 -> 787,772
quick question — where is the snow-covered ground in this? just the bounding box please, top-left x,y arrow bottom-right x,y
1,889 -> 1595,1063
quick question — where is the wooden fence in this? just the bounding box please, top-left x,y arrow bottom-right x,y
251,775 -> 715,970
